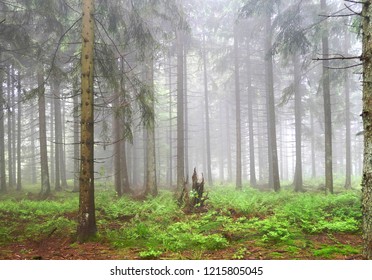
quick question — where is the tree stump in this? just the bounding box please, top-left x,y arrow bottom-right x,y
190,168 -> 208,208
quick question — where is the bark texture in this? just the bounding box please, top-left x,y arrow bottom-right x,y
77,0 -> 97,242
362,0 -> 372,260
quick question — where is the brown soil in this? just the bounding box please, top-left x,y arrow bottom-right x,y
0,232 -> 363,260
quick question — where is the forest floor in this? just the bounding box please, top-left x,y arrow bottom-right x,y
0,182 -> 365,260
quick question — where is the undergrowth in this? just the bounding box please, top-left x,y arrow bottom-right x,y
0,184 -> 362,259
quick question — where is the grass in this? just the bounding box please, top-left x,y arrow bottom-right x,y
0,181 -> 363,259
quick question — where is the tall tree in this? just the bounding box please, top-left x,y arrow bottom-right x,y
16,72 -> 22,191
321,0 -> 333,194
176,26 -> 185,198
344,23 -> 352,190
264,8 -> 280,192
77,0 -> 97,242
145,55 -> 158,196
202,32 -> 213,186
0,50 -> 6,193
362,0 -> 372,260
37,64 -> 51,197
234,24 -> 242,190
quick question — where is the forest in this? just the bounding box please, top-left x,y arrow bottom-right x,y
0,0 -> 371,260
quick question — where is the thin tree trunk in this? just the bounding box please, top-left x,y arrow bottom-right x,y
168,52 -> 173,187
77,0 -> 97,242
53,78 -> 61,191
310,109 -> 316,178
50,92 -> 55,186
176,27 -> 185,197
0,51 -> 6,192
264,11 -> 280,192
184,51 -> 189,180
30,100 -> 37,184
7,66 -> 13,189
16,72 -> 22,191
234,25 -> 242,190
246,46 -> 257,187
145,55 -> 157,196
37,65 -> 51,197
344,25 -> 352,190
293,53 -> 303,192
321,0 -> 333,194
113,105 -> 122,197
202,32 -> 213,186
60,99 -> 68,187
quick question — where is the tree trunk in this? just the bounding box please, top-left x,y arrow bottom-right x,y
77,0 -> 97,242
344,25 -> 352,190
50,91 -> 55,187
362,0 -> 372,260
246,46 -> 257,187
184,51 -> 189,180
310,109 -> 316,178
37,65 -> 51,197
264,11 -> 280,192
53,78 -> 62,191
7,66 -> 13,189
176,27 -> 185,198
16,72 -> 22,191
30,100 -> 37,184
73,78 -> 80,192
167,51 -> 173,187
145,55 -> 157,196
0,51 -> 6,193
202,32 -> 213,186
234,25 -> 242,190
113,105 -> 122,197
321,0 -> 333,194
293,53 -> 303,192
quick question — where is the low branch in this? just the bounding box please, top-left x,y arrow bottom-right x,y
313,55 -> 362,61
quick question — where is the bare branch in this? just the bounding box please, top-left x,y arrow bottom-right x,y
313,54 -> 362,61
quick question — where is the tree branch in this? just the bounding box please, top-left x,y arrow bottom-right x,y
313,55 -> 362,61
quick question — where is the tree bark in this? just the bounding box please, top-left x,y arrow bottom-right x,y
77,0 -> 97,242
113,105 -> 122,197
176,27 -> 185,198
264,11 -> 280,192
321,0 -> 333,194
37,65 -> 51,197
344,25 -> 352,190
53,78 -> 62,191
293,53 -> 303,192
246,46 -> 257,187
202,32 -> 213,186
362,0 -> 372,260
145,55 -> 157,196
0,50 -> 6,193
234,25 -> 242,190
16,72 -> 22,191
73,78 -> 80,192
7,66 -> 13,189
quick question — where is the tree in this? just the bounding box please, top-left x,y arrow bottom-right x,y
202,32 -> 213,186
234,24 -> 242,190
176,26 -> 185,199
77,0 -> 97,242
321,0 -> 333,194
264,8 -> 280,192
0,50 -> 6,193
37,64 -> 51,197
362,0 -> 372,260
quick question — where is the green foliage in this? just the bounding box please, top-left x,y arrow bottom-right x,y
0,185 -> 363,259
313,244 -> 360,259
139,248 -> 163,259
